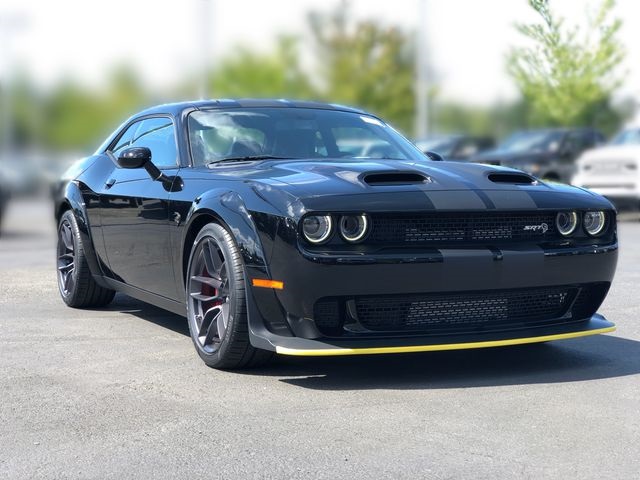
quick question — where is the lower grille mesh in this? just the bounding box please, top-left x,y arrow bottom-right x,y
355,288 -> 572,331
313,283 -> 609,336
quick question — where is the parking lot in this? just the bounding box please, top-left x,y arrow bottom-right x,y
1,198 -> 639,479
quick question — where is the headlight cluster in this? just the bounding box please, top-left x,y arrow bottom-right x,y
583,211 -> 607,236
556,210 -> 608,237
301,214 -> 369,244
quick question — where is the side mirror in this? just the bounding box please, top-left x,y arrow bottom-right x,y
117,147 -> 151,169
115,146 -> 182,192
424,150 -> 444,161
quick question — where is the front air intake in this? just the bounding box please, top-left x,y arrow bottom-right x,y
488,172 -> 536,184
363,172 -> 429,186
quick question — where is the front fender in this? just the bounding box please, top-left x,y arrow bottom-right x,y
56,180 -> 107,283
179,189 -> 278,281
175,187 -> 294,343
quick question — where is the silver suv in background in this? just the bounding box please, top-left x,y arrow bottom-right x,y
573,127 -> 640,210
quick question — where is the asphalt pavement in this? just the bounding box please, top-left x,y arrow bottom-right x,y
1,198 -> 639,479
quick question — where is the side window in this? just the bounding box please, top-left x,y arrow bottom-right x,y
111,123 -> 138,154
130,117 -> 178,167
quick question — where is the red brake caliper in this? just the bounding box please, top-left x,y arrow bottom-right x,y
201,267 -> 223,309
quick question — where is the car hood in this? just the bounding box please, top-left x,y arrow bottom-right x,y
212,158 -> 613,213
234,158 -> 529,193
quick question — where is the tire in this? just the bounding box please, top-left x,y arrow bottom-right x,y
57,210 -> 115,308
186,222 -> 273,369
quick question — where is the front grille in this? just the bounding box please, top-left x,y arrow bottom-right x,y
313,283 -> 609,336
367,212 -> 558,245
355,287 -> 572,331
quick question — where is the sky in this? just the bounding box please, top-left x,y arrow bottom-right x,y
2,0 -> 639,106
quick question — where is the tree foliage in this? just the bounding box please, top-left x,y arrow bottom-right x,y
42,67 -> 149,150
4,0 -> 630,153
308,1 -> 416,133
209,36 -> 315,99
508,0 -> 625,133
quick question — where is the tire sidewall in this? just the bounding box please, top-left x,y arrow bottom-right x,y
186,223 -> 246,367
57,210 -> 82,305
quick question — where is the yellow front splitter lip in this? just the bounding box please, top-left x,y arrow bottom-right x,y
275,326 -> 616,356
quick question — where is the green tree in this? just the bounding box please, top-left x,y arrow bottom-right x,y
308,1 -> 416,133
508,0 -> 626,134
43,66 -> 149,151
208,36 -> 315,99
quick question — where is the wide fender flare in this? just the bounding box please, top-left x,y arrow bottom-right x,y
179,187 -> 300,344
180,189 -> 272,280
57,180 -> 105,280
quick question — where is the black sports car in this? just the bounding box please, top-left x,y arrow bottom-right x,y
54,100 -> 618,369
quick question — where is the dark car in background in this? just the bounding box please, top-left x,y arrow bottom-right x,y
53,99 -> 618,369
0,174 -> 10,230
473,128 -> 605,183
415,135 -> 495,161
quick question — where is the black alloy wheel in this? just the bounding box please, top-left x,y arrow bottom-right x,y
56,210 -> 115,308
57,218 -> 76,297
186,222 -> 272,369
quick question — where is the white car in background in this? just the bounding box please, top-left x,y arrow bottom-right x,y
573,127 -> 640,210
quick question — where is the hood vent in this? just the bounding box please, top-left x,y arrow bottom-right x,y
363,172 -> 429,186
488,172 -> 536,184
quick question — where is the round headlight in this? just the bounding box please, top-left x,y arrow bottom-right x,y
339,214 -> 369,243
583,211 -> 607,236
556,211 -> 578,236
302,215 -> 333,244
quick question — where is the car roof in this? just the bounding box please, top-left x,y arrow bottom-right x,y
136,99 -> 370,117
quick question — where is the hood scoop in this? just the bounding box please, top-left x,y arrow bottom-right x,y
363,171 -> 430,186
488,172 -> 537,185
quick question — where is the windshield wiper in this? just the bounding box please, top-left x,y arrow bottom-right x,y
207,155 -> 293,165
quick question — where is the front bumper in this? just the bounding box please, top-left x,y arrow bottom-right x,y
244,216 -> 618,355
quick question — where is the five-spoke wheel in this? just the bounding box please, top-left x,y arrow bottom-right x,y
188,236 -> 232,354
57,218 -> 76,296
186,222 -> 272,369
56,210 -> 115,308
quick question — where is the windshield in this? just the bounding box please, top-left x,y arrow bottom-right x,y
496,131 -> 564,154
610,128 -> 640,145
187,108 -> 426,165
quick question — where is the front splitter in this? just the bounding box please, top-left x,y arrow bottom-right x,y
271,315 -> 615,357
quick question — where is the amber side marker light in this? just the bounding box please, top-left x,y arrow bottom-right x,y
252,279 -> 284,290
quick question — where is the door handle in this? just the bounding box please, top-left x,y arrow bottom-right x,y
105,178 -> 116,189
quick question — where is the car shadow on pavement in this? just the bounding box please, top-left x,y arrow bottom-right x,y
93,293 -> 190,337
259,335 -> 640,390
98,295 -> 640,391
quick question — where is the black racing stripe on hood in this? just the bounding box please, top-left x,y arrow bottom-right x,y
416,189 -> 436,210
483,190 -> 538,209
453,177 -> 496,209
427,168 -> 497,209
472,189 -> 496,209
424,189 -> 489,210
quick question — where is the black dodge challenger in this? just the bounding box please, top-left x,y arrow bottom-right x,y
54,99 -> 618,369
